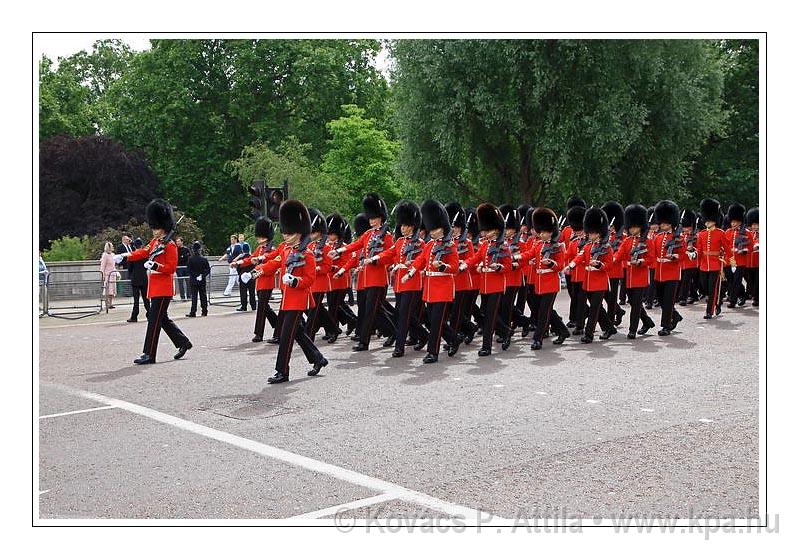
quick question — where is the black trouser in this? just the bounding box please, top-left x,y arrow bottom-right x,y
469,291 -> 483,331
655,280 -> 681,329
426,301 -> 459,356
480,291 -> 510,351
346,286 -> 355,305
645,270 -> 656,306
584,290 -> 614,337
679,268 -> 700,302
625,286 -> 654,333
514,281 -> 528,315
274,309 -> 323,377
142,296 -> 190,360
565,275 -> 575,322
450,290 -> 468,335
395,290 -> 428,351
328,289 -> 357,331
532,291 -> 569,343
618,276 -> 627,305
130,282 -> 150,320
176,266 -> 188,299
571,282 -> 587,329
505,285 -> 529,329
189,280 -> 207,315
238,269 -> 257,309
525,286 -> 540,337
358,286 -> 395,346
604,278 -> 621,323
254,289 -> 278,338
746,267 -> 759,304
699,271 -> 722,316
305,292 -> 340,340
724,266 -> 746,304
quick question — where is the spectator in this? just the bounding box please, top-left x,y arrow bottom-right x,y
38,253 -> 48,286
218,234 -> 242,296
186,241 -> 211,317
127,237 -> 150,323
175,237 -> 191,301
116,234 -> 134,297
100,241 -> 119,310
233,241 -> 257,311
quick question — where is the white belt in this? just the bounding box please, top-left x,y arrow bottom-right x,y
426,271 -> 453,277
536,268 -> 554,274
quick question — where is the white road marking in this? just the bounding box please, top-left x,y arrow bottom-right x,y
453,377 -> 461,380
698,418 -> 714,423
535,391 -> 548,395
290,492 -> 400,519
39,405 -> 116,420
640,408 -> 655,413
39,489 -> 51,496
45,383 -> 498,521
696,326 -> 705,329
493,384 -> 504,388
586,399 -> 601,404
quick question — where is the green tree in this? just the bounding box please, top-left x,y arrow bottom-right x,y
689,40 -> 758,208
41,236 -> 91,262
321,105 -> 401,214
391,39 -> 727,209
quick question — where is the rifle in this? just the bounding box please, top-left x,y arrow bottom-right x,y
734,222 -> 749,254
488,221 -> 508,265
631,230 -> 648,263
431,229 -> 454,263
542,234 -> 562,260
366,220 -> 390,259
148,214 -> 185,260
286,235 -> 312,276
401,229 -> 423,264
590,218 -> 614,261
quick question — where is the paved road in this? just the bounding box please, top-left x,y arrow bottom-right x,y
38,297 -> 760,520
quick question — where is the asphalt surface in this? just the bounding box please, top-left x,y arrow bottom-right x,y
38,295 -> 760,520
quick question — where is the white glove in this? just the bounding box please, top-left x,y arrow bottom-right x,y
458,262 -> 467,272
241,272 -> 252,284
196,275 -> 203,281
282,273 -> 297,286
144,260 -> 155,270
113,254 -> 124,265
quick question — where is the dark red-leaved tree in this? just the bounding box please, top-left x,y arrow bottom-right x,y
39,135 -> 161,249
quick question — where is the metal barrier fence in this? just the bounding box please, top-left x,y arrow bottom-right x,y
43,269 -> 104,320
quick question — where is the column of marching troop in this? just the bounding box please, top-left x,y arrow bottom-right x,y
119,194 -> 760,383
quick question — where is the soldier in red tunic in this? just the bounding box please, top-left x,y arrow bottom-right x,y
724,203 -> 755,308
371,200 -> 428,358
460,208 -> 483,344
564,206 -> 588,334
446,202 -> 477,343
694,198 -> 729,318
330,193 -> 396,352
745,207 -> 760,307
601,201 -> 626,327
463,203 -> 513,357
644,206 -> 659,309
304,208 -> 342,342
677,210 -> 700,306
568,206 -> 617,343
117,199 -> 192,364
402,200 -> 462,364
652,200 -> 686,336
326,214 -> 359,337
499,204 -> 529,341
614,204 -> 657,338
236,217 -> 279,342
253,200 -> 328,384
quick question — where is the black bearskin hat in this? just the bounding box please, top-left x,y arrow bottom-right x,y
532,207 -> 559,234
353,213 -> 370,237
567,195 -> 586,210
523,207 -> 535,230
624,204 -> 648,231
308,208 -> 327,235
421,199 -> 451,236
278,199 -> 311,236
517,204 -> 532,227
254,216 -> 275,240
476,203 -> 505,233
191,241 -> 202,255
727,202 -> 746,223
326,213 -> 346,238
145,199 -> 175,231
681,209 -> 697,228
567,205 -> 586,231
465,207 -> 480,238
362,192 -> 388,221
601,201 -> 625,232
583,206 -> 609,237
654,200 -> 680,227
445,202 -> 466,230
699,198 -> 721,222
394,200 -> 421,228
499,204 -> 520,231
746,207 -> 759,226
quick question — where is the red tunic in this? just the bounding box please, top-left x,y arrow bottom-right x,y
695,228 -> 728,272
127,237 -> 177,298
411,239 -> 458,303
653,231 -> 685,282
239,242 -> 280,291
465,239 -> 511,294
615,236 -> 656,289
572,241 -> 612,292
568,235 -> 591,285
375,235 -> 425,293
749,229 -> 760,268
726,227 -> 755,269
504,238 -> 524,288
341,227 -> 393,288
529,241 -> 565,295
256,244 -> 316,311
453,238 -> 475,291
679,230 -> 698,270
606,232 -> 625,279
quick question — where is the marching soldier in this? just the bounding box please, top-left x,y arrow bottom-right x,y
325,214 -> 358,337
117,199 -> 192,364
678,210 -> 700,305
644,206 -> 658,309
695,198 -> 729,319
446,202 -> 477,343
499,204 -> 528,340
402,200 -> 462,363
305,208 -> 342,342
370,200 -> 428,358
253,200 -> 328,384
745,207 -> 759,307
568,206 -> 617,343
559,196 -> 586,244
724,203 -> 754,308
565,205 -> 588,333
601,201 -> 626,326
652,200 -> 685,336
614,204 -> 657,338
461,207 -> 483,343
330,193 -> 396,351
236,217 -> 279,342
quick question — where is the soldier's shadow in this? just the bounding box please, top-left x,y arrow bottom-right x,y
706,318 -> 746,331
401,363 -> 450,386
624,335 -> 661,354
561,340 -> 619,360
82,364 -> 156,383
201,379 -> 311,414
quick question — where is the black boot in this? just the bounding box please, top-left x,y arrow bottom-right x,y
530,340 -> 542,350
267,371 -> 289,384
308,358 -> 328,376
266,336 -> 280,344
352,342 -> 369,351
552,332 -> 568,345
252,335 -> 263,343
174,342 -> 192,360
637,317 -> 656,336
447,335 -> 463,357
627,331 -> 636,339
134,354 -> 154,365
477,347 -> 492,357
392,349 -> 404,358
422,353 -> 438,364
327,332 -> 339,344
599,327 -> 617,340
614,308 -> 625,326
383,335 -> 396,348
580,334 -> 593,344
658,328 -> 671,336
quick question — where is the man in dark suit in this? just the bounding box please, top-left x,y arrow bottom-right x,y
116,234 -> 134,297
127,238 -> 150,322
175,237 -> 191,301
